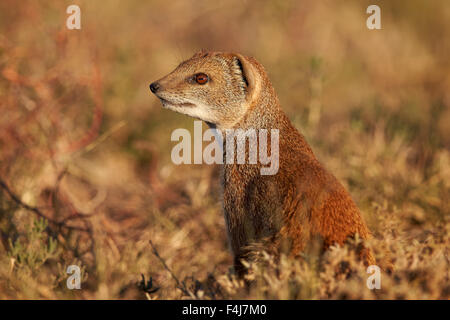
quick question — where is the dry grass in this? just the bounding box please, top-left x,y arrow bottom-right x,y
0,0 -> 449,299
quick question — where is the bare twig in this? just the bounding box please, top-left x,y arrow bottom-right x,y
149,240 -> 196,299
0,178 -> 91,233
64,60 -> 103,154
138,274 -> 160,295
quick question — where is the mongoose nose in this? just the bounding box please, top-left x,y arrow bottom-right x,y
149,82 -> 160,93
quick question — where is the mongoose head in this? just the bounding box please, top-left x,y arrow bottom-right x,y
149,51 -> 262,128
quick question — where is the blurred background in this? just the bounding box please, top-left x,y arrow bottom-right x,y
0,0 -> 448,299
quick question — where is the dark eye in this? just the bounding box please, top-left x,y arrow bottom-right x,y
195,73 -> 209,84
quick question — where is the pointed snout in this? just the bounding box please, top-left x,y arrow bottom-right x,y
149,82 -> 160,94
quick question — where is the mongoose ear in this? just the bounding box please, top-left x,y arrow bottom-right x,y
232,54 -> 258,100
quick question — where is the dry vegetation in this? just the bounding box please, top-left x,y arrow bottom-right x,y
0,0 -> 449,299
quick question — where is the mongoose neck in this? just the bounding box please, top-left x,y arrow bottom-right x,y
232,82 -> 282,130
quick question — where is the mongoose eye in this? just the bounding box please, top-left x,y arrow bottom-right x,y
195,73 -> 209,84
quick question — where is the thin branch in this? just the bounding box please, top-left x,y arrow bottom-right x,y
0,178 -> 91,233
149,240 -> 196,299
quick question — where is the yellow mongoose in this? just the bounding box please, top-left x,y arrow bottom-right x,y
150,51 -> 375,275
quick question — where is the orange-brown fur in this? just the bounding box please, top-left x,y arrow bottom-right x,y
150,51 -> 375,276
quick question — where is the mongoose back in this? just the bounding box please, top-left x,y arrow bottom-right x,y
149,51 -> 375,275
